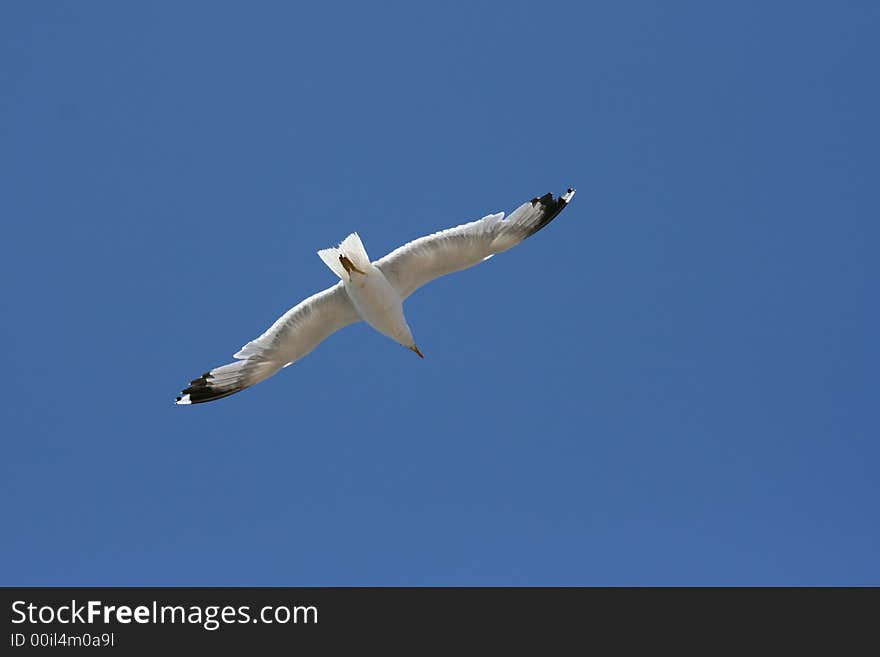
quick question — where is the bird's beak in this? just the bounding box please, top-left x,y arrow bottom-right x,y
410,345 -> 424,358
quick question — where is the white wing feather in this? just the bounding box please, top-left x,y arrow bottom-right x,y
176,282 -> 359,404
375,189 -> 575,299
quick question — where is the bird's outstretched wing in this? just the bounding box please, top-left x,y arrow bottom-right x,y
374,189 -> 575,299
175,282 -> 359,404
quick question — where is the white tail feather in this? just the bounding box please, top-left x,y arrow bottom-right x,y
317,248 -> 347,279
317,232 -> 371,279
339,232 -> 370,269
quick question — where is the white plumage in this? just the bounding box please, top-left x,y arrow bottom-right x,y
176,188 -> 575,404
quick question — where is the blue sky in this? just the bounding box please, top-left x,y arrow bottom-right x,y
2,1 -> 877,585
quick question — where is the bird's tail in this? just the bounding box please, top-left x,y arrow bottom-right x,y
317,232 -> 371,279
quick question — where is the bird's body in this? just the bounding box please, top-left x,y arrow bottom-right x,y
345,262 -> 412,346
176,188 -> 575,404
330,233 -> 417,351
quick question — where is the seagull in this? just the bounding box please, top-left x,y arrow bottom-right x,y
175,188 -> 576,404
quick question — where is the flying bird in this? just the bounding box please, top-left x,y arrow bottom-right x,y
175,188 -> 576,404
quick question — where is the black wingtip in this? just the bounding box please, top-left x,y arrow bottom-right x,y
525,188 -> 576,236
175,370 -> 240,405
529,188 -> 576,209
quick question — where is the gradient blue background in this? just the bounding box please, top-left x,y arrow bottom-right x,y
2,2 -> 877,585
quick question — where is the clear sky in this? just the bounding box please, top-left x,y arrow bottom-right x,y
2,1 -> 877,585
